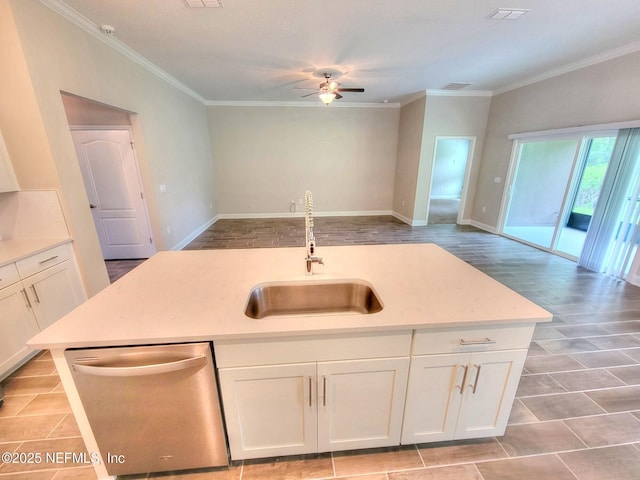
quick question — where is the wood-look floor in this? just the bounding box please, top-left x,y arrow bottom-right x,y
3,217 -> 640,480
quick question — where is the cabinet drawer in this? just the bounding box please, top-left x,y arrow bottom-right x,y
413,323 -> 535,355
0,263 -> 20,289
215,330 -> 412,368
16,243 -> 72,278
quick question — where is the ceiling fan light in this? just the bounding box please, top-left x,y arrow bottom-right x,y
319,90 -> 336,105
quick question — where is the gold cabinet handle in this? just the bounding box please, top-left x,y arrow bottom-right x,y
459,364 -> 469,395
308,377 -> 312,407
471,364 -> 482,394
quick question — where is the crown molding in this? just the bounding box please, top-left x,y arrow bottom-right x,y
494,40 -> 640,95
205,100 -> 401,108
40,1 -> 640,105
39,0 -> 207,104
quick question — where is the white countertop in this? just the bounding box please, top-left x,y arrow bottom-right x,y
28,244 -> 552,349
0,237 -> 73,267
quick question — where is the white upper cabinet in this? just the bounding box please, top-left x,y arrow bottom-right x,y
0,130 -> 19,192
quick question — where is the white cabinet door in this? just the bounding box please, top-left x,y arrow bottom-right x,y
455,349 -> 527,439
218,363 -> 317,460
401,353 -> 467,444
0,282 -> 40,376
317,357 -> 409,452
401,349 -> 526,444
24,260 -> 85,331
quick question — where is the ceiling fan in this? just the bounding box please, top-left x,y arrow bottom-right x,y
301,73 -> 365,105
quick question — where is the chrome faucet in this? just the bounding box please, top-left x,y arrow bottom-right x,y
304,191 -> 323,274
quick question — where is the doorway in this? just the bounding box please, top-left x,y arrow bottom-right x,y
500,132 -> 617,260
71,128 -> 156,260
427,137 -> 474,225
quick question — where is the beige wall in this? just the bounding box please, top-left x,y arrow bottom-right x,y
2,0 -> 217,295
391,94 -> 491,225
416,94 -> 491,223
0,1 -> 59,191
474,50 -> 640,229
208,105 -> 400,215
392,96 -> 426,222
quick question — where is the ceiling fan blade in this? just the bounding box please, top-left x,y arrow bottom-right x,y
301,92 -> 318,98
335,93 -> 343,100
337,88 -> 365,93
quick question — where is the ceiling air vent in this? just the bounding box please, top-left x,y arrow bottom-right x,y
184,0 -> 223,7
488,8 -> 529,20
442,83 -> 472,90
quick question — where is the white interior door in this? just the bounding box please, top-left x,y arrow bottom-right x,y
72,129 -> 155,259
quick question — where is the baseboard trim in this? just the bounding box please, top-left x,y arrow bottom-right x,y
217,210 -> 393,220
391,212 -> 412,225
171,216 -> 219,251
469,220 -> 498,234
172,213 -> 493,250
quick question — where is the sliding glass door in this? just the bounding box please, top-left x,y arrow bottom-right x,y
556,135 -> 616,257
502,132 -> 617,260
503,138 -> 579,250
580,128 -> 640,278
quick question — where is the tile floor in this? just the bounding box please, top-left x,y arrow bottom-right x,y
3,217 -> 640,479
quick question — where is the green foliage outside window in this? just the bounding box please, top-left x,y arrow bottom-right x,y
572,137 -> 616,216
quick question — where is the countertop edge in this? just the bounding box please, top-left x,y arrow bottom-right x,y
0,237 -> 73,267
28,316 -> 550,350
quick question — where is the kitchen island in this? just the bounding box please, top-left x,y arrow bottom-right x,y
28,243 -> 552,478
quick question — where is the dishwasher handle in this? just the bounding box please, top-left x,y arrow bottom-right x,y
72,354 -> 207,377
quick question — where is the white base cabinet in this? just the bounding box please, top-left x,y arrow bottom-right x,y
218,362 -> 317,459
219,357 -> 410,460
317,358 -> 409,453
401,349 -> 526,444
216,324 -> 535,460
0,243 -> 85,378
22,260 -> 86,331
0,281 -> 41,376
216,332 -> 411,460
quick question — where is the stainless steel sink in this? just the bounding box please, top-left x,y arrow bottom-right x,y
245,279 -> 383,319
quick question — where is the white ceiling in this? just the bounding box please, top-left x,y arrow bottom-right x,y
53,0 -> 640,105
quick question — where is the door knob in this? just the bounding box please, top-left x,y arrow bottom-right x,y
89,204 -> 97,209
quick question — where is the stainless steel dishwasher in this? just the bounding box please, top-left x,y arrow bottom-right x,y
65,342 -> 228,476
